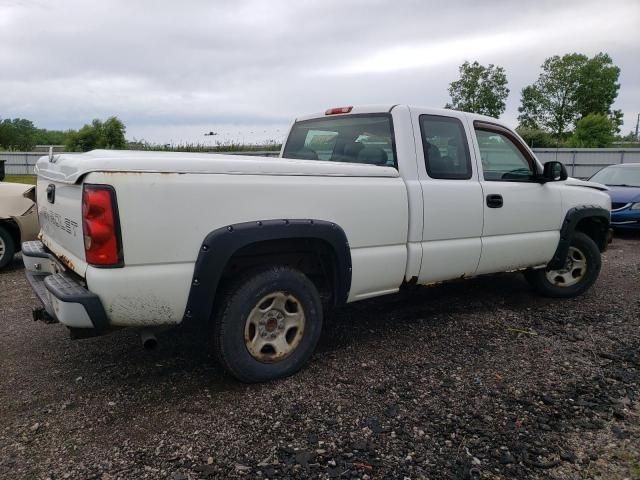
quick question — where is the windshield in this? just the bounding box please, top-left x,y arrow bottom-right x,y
590,165 -> 640,187
282,114 -> 396,167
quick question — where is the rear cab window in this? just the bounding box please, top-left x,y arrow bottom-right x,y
419,115 -> 472,179
282,114 -> 397,168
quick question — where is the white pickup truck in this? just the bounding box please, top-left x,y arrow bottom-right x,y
23,105 -> 611,382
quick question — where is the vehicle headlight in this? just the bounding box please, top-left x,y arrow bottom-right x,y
631,203 -> 640,210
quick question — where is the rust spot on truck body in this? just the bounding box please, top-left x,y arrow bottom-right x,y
57,254 -> 75,272
39,235 -> 76,272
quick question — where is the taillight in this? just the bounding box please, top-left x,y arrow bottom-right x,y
82,185 -> 123,267
325,106 -> 353,115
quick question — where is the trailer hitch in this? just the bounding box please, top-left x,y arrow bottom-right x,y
32,307 -> 58,324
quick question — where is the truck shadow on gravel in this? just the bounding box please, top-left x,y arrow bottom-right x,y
66,271 -> 542,393
131,272 -> 551,386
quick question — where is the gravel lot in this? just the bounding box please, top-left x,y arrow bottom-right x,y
1,235 -> 639,480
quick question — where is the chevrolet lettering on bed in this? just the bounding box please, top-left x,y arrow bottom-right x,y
40,208 -> 79,237
22,105 -> 611,382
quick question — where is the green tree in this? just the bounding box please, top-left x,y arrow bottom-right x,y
518,53 -> 621,137
65,117 -> 127,152
574,53 -> 620,119
516,126 -> 558,148
0,118 -> 37,150
568,113 -> 615,147
445,61 -> 509,117
102,117 -> 126,148
32,128 -> 70,145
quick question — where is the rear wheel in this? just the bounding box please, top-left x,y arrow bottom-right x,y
213,266 -> 323,383
0,226 -> 16,270
524,232 -> 601,298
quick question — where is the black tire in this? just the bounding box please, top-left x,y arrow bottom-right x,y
524,232 -> 601,298
213,266 -> 323,383
0,225 -> 16,270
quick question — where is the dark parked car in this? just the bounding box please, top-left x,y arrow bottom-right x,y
590,163 -> 640,231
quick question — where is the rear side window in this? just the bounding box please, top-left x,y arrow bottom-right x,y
282,114 -> 396,167
419,115 -> 472,180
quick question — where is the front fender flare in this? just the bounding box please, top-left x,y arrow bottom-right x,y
548,206 -> 610,269
183,219 -> 352,325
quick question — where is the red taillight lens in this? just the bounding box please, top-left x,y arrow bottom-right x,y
325,106 -> 353,115
82,185 -> 123,266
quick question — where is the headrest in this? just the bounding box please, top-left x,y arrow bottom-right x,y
357,146 -> 388,165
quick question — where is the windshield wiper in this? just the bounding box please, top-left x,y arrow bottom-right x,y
606,184 -> 638,187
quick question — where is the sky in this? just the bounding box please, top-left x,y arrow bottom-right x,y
0,0 -> 639,145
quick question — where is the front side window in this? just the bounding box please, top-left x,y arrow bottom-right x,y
282,114 -> 396,167
475,128 -> 536,181
420,115 -> 472,179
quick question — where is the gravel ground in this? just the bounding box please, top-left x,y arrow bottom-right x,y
1,235 -> 639,480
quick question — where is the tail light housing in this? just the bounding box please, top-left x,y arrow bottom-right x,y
82,184 -> 123,267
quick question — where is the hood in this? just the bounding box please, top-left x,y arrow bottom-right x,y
604,185 -> 640,204
0,182 -> 36,219
34,149 -> 399,184
564,177 -> 608,191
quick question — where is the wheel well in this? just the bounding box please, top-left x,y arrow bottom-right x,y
0,219 -> 21,252
219,238 -> 339,304
575,216 -> 608,251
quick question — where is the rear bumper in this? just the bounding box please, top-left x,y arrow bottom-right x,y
22,241 -> 109,331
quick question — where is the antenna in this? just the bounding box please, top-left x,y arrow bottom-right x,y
48,146 -> 53,162
635,113 -> 639,141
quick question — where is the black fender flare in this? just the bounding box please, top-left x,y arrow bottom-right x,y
548,206 -> 610,269
183,219 -> 352,324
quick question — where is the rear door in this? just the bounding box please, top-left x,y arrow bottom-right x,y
410,108 -> 483,283
470,121 -> 562,273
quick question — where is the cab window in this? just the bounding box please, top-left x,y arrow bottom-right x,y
283,114 -> 396,167
420,115 -> 472,179
475,127 -> 536,181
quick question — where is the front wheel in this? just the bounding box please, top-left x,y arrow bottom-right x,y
524,232 -> 601,298
212,266 -> 323,383
0,226 -> 16,270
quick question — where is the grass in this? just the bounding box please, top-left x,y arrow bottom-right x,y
3,175 -> 36,185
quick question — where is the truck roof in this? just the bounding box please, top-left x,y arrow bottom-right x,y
294,104 -> 502,125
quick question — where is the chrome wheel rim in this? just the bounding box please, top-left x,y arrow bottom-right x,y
0,236 -> 5,261
244,292 -> 305,363
545,246 -> 587,287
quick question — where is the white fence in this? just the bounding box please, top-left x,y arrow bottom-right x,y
0,152 -> 45,176
2,148 -> 639,179
533,148 -> 640,179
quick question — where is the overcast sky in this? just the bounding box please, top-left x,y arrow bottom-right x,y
1,0 -> 638,144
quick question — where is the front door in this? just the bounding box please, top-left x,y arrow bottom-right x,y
412,109 -> 484,284
470,121 -> 562,274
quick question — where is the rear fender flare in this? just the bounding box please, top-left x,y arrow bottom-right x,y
183,219 -> 352,325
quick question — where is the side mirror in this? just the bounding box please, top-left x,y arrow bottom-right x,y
541,161 -> 568,182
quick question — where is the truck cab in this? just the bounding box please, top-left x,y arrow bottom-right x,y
282,105 -> 610,284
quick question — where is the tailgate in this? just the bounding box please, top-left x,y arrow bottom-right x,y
36,177 -> 88,276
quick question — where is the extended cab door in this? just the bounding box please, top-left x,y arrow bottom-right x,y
470,120 -> 562,274
410,108 -> 483,283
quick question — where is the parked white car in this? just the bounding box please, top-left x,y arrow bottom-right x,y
23,105 -> 611,382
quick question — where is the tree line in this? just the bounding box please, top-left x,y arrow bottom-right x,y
0,116 -> 126,152
446,52 -> 637,147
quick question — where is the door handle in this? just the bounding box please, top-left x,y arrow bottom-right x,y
486,194 -> 503,208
